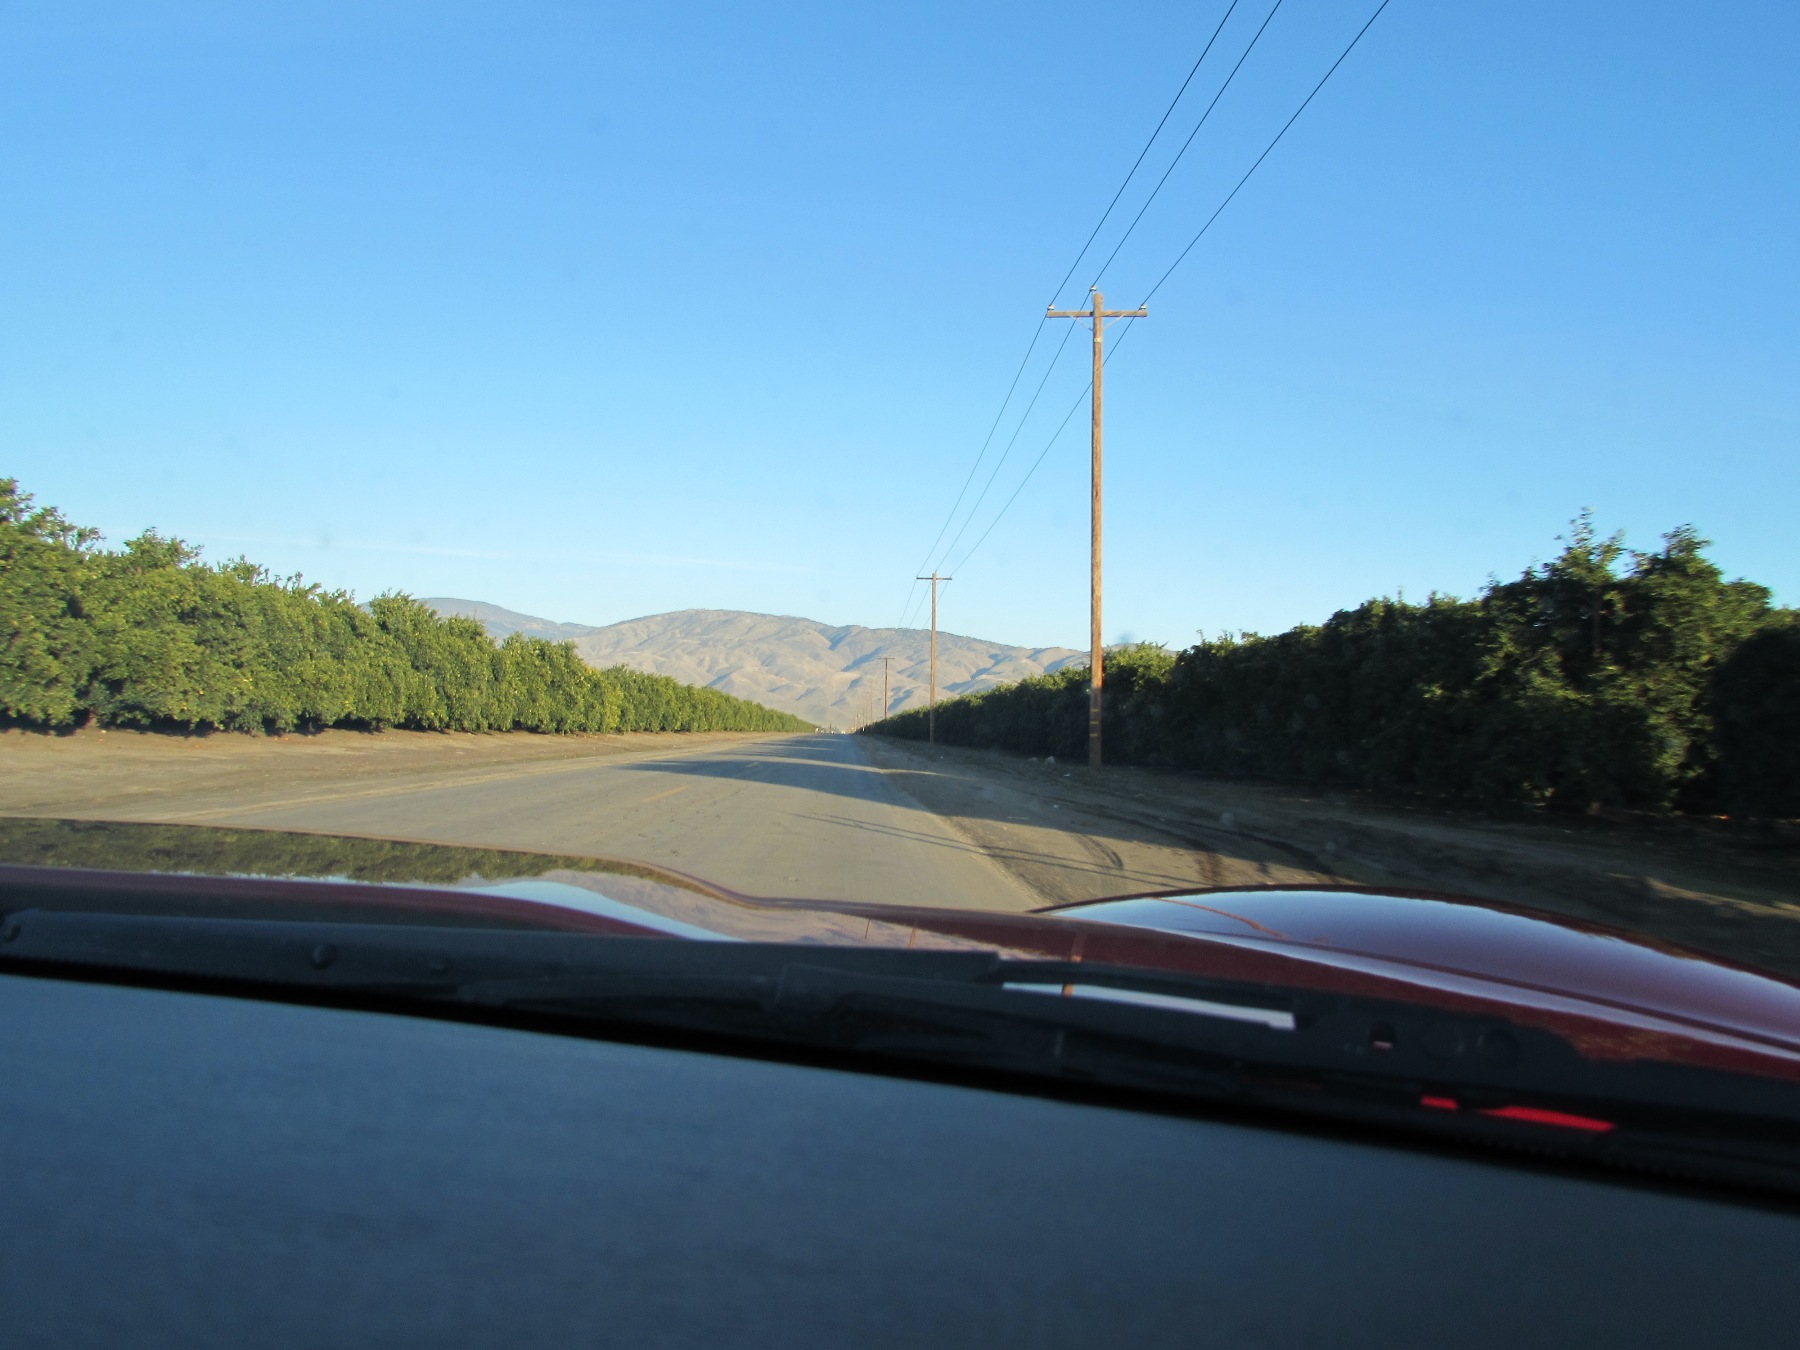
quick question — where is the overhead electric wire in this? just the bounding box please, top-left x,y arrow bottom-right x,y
1141,0 -> 1392,306
944,0 -> 1393,576
1084,0 -> 1286,293
912,2 -> 1252,594
921,321 -> 1080,581
1043,0 -> 1243,308
897,0 -> 1244,628
946,323 -> 1140,577
896,322 -> 1049,627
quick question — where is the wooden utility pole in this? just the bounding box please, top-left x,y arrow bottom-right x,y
881,656 -> 892,723
1047,287 -> 1146,770
914,572 -> 950,744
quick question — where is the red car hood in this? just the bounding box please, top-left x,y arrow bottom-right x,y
1036,889 -> 1800,1072
5,861 -> 1799,1082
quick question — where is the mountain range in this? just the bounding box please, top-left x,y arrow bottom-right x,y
423,600 -> 1084,730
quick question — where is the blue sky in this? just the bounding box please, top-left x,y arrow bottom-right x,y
3,1 -> 1795,649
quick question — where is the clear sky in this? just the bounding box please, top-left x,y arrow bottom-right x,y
3,1 -> 1795,650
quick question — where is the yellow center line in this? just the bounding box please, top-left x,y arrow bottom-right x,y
636,783 -> 693,806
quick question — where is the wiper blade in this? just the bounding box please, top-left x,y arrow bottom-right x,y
7,909 -> 1800,1200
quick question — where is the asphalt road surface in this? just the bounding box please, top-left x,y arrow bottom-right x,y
0,731 -> 1043,911
5,728 -> 1796,974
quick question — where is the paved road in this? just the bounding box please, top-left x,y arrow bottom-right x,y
44,733 -> 1041,911
6,727 -> 1798,973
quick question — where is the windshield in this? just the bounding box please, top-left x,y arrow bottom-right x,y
2,3 -> 1797,1188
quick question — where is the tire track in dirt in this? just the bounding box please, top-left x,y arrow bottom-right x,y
859,735 -> 1800,979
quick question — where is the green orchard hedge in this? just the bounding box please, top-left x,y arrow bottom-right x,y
0,479 -> 808,736
869,517 -> 1796,818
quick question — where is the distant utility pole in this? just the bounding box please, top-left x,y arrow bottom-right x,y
881,656 -> 892,723
1047,287 -> 1146,770
914,572 -> 951,744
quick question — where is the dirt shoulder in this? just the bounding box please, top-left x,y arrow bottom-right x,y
860,735 -> 1800,980
0,726 -> 783,824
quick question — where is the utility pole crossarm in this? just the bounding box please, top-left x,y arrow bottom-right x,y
1045,305 -> 1147,319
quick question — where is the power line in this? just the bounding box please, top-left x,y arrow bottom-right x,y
911,2 -> 1253,595
1045,0 -> 1244,309
897,317 -> 1048,627
946,321 -> 1140,577
922,0 -> 1261,585
1086,0 -> 1286,293
922,320 -> 1080,580
1142,0 -> 1392,305
898,0 -> 1244,627
914,0 -> 1284,589
943,0 -> 1393,574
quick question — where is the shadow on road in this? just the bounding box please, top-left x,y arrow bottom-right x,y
794,810 -> 1224,897
620,734 -> 1259,867
859,734 -> 1800,982
615,741 -> 899,805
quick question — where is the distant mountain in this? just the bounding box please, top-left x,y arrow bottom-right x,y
423,600 -> 1084,730
425,599 -> 599,645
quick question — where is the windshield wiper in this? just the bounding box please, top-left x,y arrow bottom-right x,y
7,908 -> 1800,1200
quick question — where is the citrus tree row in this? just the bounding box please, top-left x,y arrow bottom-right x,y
869,515 -> 1798,819
1,480 -> 809,737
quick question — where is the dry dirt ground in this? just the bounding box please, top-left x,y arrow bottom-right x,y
0,725 -> 763,824
2,726 -> 1796,977
861,736 -> 1800,980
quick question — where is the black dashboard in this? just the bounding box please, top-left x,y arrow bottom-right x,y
4,971 -> 1796,1348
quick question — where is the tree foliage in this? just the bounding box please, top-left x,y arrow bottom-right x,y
0,480 -> 808,736
870,515 -> 1795,818
1711,616 -> 1800,819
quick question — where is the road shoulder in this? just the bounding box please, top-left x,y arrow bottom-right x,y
857,734 -> 1800,980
